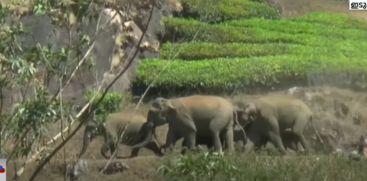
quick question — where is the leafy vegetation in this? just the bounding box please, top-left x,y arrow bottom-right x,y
226,18 -> 367,41
163,17 -> 301,43
133,55 -> 367,95
159,152 -> 238,181
180,0 -> 280,23
159,152 -> 367,181
163,17 -> 367,46
84,90 -> 124,135
8,89 -> 71,156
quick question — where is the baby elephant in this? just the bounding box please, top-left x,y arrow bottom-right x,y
235,95 -> 313,154
79,111 -> 163,159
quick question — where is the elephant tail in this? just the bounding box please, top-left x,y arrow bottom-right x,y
233,110 -> 247,144
100,144 -> 111,159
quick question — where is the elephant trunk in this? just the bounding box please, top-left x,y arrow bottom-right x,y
100,144 -> 110,159
131,122 -> 154,150
79,126 -> 94,158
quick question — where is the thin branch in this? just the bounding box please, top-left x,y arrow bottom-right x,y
28,4 -> 155,181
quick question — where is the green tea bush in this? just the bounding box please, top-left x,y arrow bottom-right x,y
160,42 -> 295,59
180,0 -> 280,23
163,17 -> 367,46
132,56 -> 367,95
163,17 -> 327,44
226,18 -> 367,41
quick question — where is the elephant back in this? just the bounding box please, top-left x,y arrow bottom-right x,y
105,112 -> 147,141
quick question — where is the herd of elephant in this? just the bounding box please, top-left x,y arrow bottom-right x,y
79,94 -> 313,159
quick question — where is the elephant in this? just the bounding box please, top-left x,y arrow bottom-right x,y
131,95 -> 238,153
234,95 -> 312,154
79,111 -> 163,159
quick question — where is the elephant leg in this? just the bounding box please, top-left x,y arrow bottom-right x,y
185,132 -> 196,149
294,132 -> 309,152
128,148 -> 139,158
212,131 -> 223,154
268,131 -> 286,154
282,132 -> 298,151
293,117 -> 310,152
182,131 -> 196,154
145,141 -> 164,156
266,117 -> 286,154
225,128 -> 235,152
164,128 -> 180,152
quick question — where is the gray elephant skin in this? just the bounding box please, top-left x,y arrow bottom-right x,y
131,95 -> 238,153
235,95 -> 312,154
80,111 -> 162,159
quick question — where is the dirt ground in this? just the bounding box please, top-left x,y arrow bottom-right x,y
6,86 -> 367,181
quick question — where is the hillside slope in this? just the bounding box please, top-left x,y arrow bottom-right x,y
269,0 -> 367,20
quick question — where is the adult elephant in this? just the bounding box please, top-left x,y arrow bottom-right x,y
234,95 -> 312,154
79,111 -> 163,159
131,95 -> 237,153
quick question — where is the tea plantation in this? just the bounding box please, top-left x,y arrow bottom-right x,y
132,0 -> 367,96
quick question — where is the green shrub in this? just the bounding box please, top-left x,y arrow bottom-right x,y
180,0 -> 280,23
159,152 -> 238,181
84,90 -> 124,134
132,56 -> 367,96
160,42 -> 295,59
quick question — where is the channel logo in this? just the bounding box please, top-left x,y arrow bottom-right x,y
0,166 -> 4,173
0,159 -> 5,181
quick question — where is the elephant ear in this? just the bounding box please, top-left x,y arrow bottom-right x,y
150,97 -> 175,112
160,99 -> 176,112
150,97 -> 166,112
